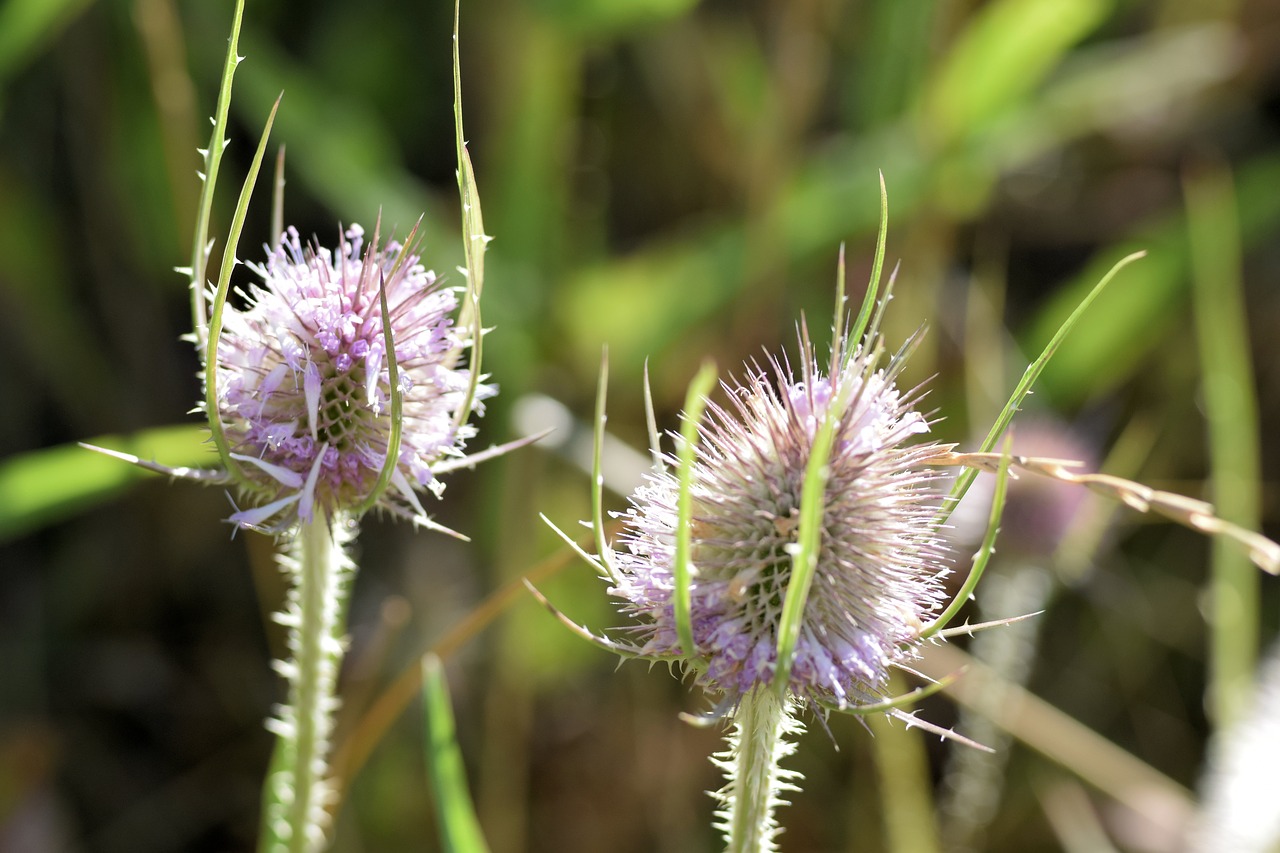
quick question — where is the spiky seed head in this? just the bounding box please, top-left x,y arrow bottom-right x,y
213,224 -> 489,530
612,334 -> 953,708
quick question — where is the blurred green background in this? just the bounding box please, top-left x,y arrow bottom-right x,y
2,0 -> 1280,850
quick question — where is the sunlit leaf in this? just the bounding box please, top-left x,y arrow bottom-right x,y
923,0 -> 1109,144
0,425 -> 216,542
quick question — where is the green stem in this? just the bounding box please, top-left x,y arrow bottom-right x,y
265,512 -> 354,853
716,687 -> 801,853
291,516 -> 331,851
1186,161 -> 1261,730
869,682 -> 942,853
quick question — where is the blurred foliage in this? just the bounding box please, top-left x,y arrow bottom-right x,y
2,0 -> 1280,851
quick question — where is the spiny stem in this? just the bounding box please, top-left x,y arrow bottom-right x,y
290,517 -> 331,851
190,0 -> 245,348
268,512 -> 355,853
714,687 -> 802,853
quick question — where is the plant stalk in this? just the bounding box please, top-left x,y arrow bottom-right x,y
265,511 -> 354,853
716,686 -> 800,853
1186,161 -> 1261,730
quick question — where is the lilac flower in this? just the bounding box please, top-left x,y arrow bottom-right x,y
611,334 -> 953,709
214,223 -> 489,530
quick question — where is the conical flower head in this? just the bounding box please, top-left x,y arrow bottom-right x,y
613,335 -> 952,708
213,224 -> 488,530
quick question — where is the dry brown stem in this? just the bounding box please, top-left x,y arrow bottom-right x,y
939,452 -> 1280,575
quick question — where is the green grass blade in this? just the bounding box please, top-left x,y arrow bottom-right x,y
923,0 -> 1107,144
422,654 -> 491,853
0,426 -> 215,542
869,675 -> 943,853
853,0 -> 937,128
1186,160 -> 1261,729
674,361 -> 718,660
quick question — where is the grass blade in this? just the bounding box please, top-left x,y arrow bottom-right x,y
422,654 -> 491,853
0,426 -> 215,542
1186,159 -> 1261,728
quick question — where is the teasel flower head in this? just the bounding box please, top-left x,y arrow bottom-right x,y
212,222 -> 490,531
528,254 -> 974,853
611,325 -> 954,709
